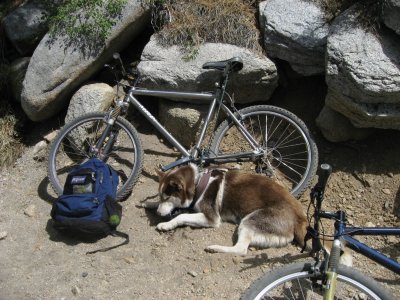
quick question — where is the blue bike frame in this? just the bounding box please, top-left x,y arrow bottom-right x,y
335,218 -> 400,274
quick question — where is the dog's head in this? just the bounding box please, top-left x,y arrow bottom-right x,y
156,165 -> 197,216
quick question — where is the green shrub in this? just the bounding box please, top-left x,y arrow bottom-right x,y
44,0 -> 128,44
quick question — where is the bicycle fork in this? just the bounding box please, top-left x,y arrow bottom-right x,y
323,239 -> 342,300
91,110 -> 120,160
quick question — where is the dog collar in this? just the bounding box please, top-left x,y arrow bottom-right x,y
193,170 -> 211,203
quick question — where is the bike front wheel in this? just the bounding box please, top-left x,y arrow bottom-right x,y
48,112 -> 143,201
241,262 -> 393,300
210,105 -> 318,198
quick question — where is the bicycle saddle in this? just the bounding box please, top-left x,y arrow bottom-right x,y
202,57 -> 243,72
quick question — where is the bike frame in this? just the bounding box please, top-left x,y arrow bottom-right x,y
125,86 -> 262,171
320,210 -> 400,274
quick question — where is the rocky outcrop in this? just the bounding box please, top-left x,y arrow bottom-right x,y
4,0 -> 400,143
325,4 -> 400,130
260,0 -> 329,76
2,0 -> 48,55
382,0 -> 400,34
21,1 -> 150,122
65,83 -> 115,123
137,36 -> 278,104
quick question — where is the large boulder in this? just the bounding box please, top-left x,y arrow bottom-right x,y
158,100 -> 210,148
316,105 -> 374,142
260,0 -> 329,76
65,83 -> 115,123
325,4 -> 400,130
21,1 -> 150,122
137,36 -> 278,104
2,0 -> 48,55
382,0 -> 400,35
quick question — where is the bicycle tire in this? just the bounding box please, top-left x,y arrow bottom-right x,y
210,105 -> 318,198
48,112 -> 143,201
241,262 -> 394,300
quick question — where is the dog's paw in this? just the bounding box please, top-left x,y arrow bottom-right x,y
156,221 -> 176,231
204,245 -> 223,253
205,245 -> 248,255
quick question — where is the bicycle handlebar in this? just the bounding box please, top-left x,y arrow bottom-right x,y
316,163 -> 332,192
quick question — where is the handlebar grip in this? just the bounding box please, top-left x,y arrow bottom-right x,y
316,163 -> 332,190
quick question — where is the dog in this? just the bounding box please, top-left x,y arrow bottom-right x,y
141,164 -> 309,256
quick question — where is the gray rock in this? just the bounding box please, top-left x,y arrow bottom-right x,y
24,204 -> 36,217
260,0 -> 329,76
9,57 -> 30,102
65,83 -> 115,123
63,83 -> 115,149
326,4 -> 400,129
137,36 -> 278,104
2,0 -> 48,55
21,1 -> 150,121
0,231 -> 8,240
316,105 -> 374,142
158,100 -> 211,148
382,0 -> 400,35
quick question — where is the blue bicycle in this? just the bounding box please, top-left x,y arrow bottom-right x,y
242,164 -> 400,300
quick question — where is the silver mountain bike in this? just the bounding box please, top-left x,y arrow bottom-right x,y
48,54 -> 318,201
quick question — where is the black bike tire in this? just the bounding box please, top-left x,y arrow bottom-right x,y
47,112 -> 143,201
241,262 -> 393,300
210,105 -> 318,198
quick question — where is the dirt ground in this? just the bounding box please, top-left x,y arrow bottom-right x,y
0,77 -> 399,299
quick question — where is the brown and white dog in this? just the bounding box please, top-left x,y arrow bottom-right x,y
142,164 -> 308,256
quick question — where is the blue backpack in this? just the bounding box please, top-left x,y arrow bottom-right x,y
51,158 -> 129,254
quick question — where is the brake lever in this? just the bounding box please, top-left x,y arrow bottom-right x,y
113,52 -> 127,76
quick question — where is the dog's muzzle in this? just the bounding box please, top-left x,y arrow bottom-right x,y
157,202 -> 175,217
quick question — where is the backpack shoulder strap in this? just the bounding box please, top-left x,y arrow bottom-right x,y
86,230 -> 129,255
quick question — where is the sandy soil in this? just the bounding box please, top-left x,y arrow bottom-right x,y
0,77 -> 399,299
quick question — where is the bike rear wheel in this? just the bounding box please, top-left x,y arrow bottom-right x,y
241,262 -> 393,300
210,105 -> 318,198
48,112 -> 143,201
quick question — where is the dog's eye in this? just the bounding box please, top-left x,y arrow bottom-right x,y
164,184 -> 176,195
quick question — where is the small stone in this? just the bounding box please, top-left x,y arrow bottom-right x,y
232,257 -> 241,265
384,201 -> 391,210
44,131 -> 58,143
82,272 -> 88,278
71,286 -> 81,295
0,231 -> 8,240
365,222 -> 375,227
32,140 -> 47,155
382,188 -> 391,195
203,268 -> 210,274
123,257 -> 135,264
24,204 -> 36,217
188,270 -> 198,277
